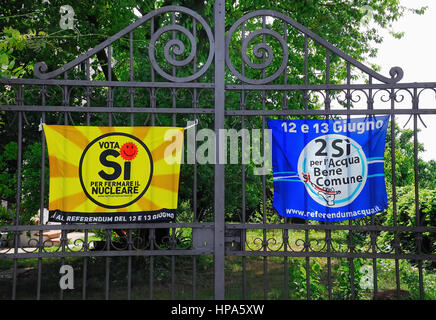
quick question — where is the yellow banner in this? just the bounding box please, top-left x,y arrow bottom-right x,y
43,125 -> 184,223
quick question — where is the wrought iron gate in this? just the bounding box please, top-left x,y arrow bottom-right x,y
0,1 -> 435,300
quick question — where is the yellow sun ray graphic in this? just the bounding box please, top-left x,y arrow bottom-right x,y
49,191 -> 89,212
149,173 -> 181,193
132,126 -> 151,141
48,155 -> 79,178
47,125 -> 91,151
150,139 -> 178,163
97,126 -> 116,135
135,195 -> 162,212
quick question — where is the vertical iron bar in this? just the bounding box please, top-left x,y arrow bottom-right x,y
127,31 -> 135,301
369,81 -> 379,297
105,229 -> 110,300
171,12 -> 177,125
283,220 -> 289,300
106,46 -> 112,297
171,252 -> 175,300
82,226 -> 88,300
303,35 -> 309,111
304,224 -> 311,297
325,50 -> 330,111
107,45 -> 113,126
105,54 -> 113,296
347,64 -> 355,299
192,249 -> 197,300
214,0 -> 226,300
262,106 -> 268,299
192,18 -> 198,300
390,87 -> 401,298
127,230 -> 132,300
86,58 -> 92,124
82,59 -> 92,300
105,55 -> 112,298
241,21 -> 247,301
370,90 -> 378,299
149,17 -> 155,300
59,231 -> 66,300
325,50 -> 332,300
303,35 -> 311,301
62,72 -> 69,125
326,229 -> 332,300
151,17 -> 156,126
85,59 -> 91,125
149,229 -> 155,300
12,85 -> 23,300
412,88 -> 424,299
261,15 -> 268,301
129,31 -> 135,126
370,226 -> 378,297
63,72 -> 68,125
369,78 -> 379,299
283,21 -> 288,110
282,20 -> 289,301
37,86 -> 47,300
60,76 -> 69,300
170,13 -> 176,301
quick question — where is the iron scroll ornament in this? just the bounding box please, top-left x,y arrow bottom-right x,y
33,6 -> 214,82
225,10 -> 404,85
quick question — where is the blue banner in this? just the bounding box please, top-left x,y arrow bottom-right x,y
267,116 -> 389,222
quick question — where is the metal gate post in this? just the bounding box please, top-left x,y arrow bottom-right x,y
214,0 -> 226,300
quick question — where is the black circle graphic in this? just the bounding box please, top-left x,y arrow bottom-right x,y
79,132 -> 154,209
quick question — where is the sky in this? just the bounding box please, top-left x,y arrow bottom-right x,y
368,0 -> 436,161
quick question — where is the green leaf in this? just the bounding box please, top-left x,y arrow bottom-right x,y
0,53 -> 9,67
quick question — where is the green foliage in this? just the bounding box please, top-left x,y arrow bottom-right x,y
383,122 -> 436,190
380,186 -> 436,262
176,199 -> 194,223
289,259 -> 326,299
0,141 -> 50,225
0,206 -> 14,225
0,142 -> 17,203
400,260 -> 436,300
249,197 -> 282,224
418,159 -> 436,190
333,258 -> 365,300
21,141 -> 49,223
0,27 -> 43,78
288,258 -> 365,300
385,123 -> 420,187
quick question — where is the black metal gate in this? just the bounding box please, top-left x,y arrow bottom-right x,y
0,2 -> 435,300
